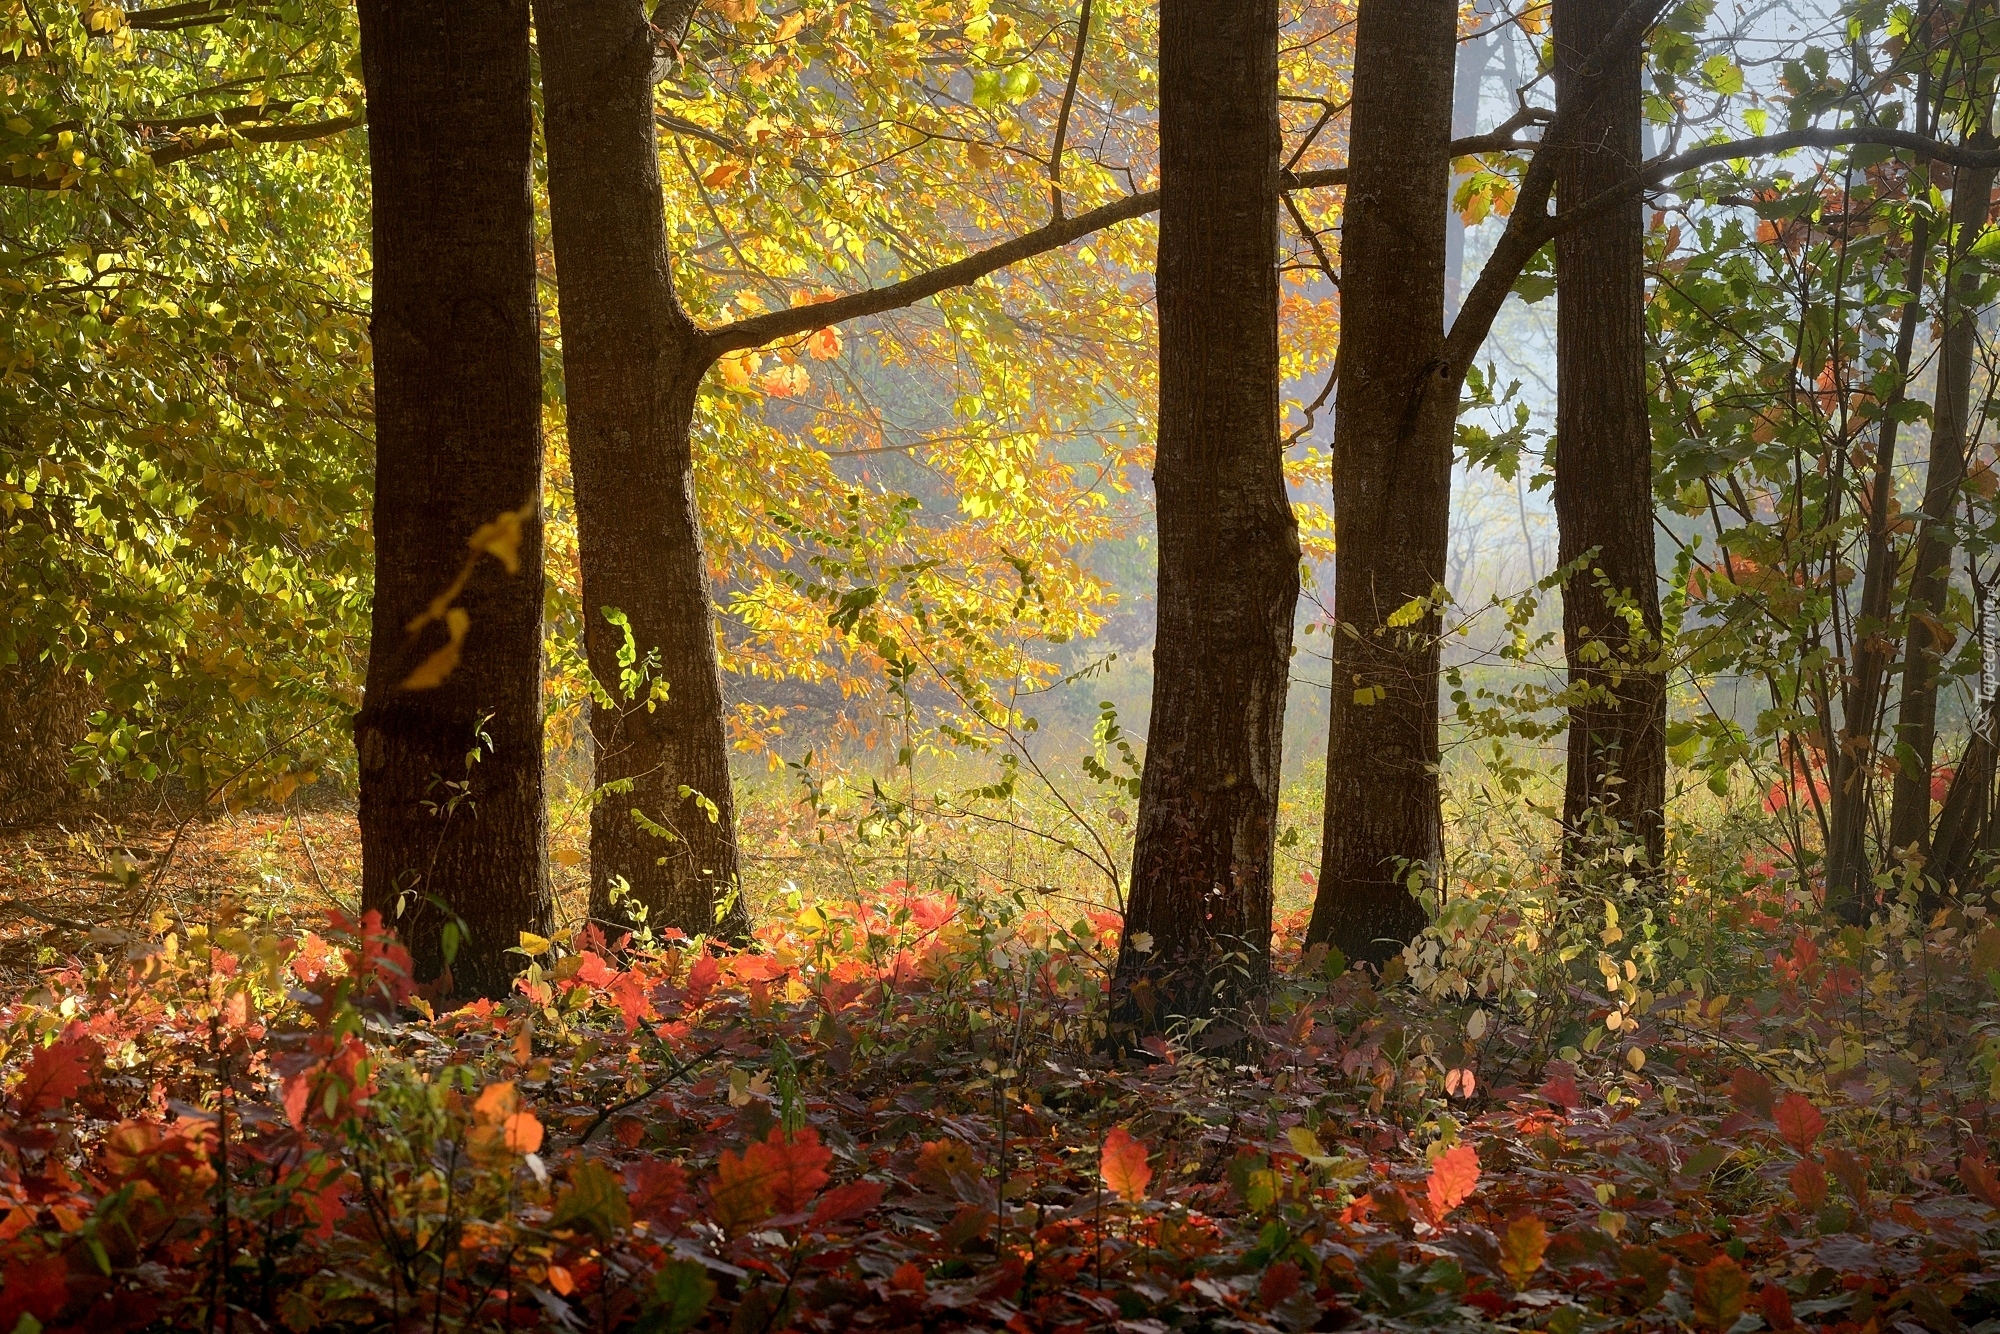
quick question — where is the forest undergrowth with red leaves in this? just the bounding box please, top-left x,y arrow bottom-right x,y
0,812 -> 1996,1334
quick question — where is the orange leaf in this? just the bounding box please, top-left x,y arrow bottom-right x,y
1773,1092 -> 1825,1153
1962,1151 -> 2000,1207
1425,1143 -> 1480,1222
711,1145 -> 775,1235
807,326 -> 842,361
703,160 -> 747,190
1101,1125 -> 1152,1203
746,1126 -> 832,1214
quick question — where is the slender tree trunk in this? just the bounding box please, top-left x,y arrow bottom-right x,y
1552,0 -> 1665,868
353,0 -> 552,997
1447,6 -> 1499,320
1888,138 -> 1998,859
1109,0 -> 1298,1044
1824,206 -> 1930,918
1307,0 -> 1458,967
537,0 -> 749,942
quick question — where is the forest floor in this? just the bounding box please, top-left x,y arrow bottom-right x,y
0,804 -> 1995,1331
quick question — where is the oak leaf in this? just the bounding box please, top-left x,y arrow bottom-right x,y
1101,1125 -> 1152,1203
1425,1143 -> 1480,1223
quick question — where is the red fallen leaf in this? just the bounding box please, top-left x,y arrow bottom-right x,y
1101,1126 -> 1152,1203
1728,1067 -> 1775,1118
1259,1260 -> 1302,1308
1539,1072 -> 1581,1111
684,951 -> 721,1007
1789,1157 -> 1829,1209
1760,1282 -> 1797,1331
1426,1144 -> 1481,1223
889,1260 -> 926,1294
1692,1254 -> 1749,1331
15,1025 -> 101,1116
1963,1151 -> 2000,1207
0,1250 -> 68,1328
811,1178 -> 885,1226
1774,1092 -> 1825,1153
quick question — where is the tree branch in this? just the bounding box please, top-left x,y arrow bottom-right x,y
146,111 -> 363,166
1047,0 -> 1093,222
701,188 -> 1160,358
123,1 -> 277,30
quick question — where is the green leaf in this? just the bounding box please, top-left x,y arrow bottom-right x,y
640,1260 -> 715,1334
550,1160 -> 633,1242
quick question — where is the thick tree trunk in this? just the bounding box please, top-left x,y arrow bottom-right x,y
1888,143 -> 1998,860
1307,0 -> 1458,966
1552,0 -> 1666,868
1109,0 -> 1298,1044
537,0 -> 749,942
353,0 -> 552,998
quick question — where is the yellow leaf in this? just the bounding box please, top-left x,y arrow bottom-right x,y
717,0 -> 758,20
807,326 -> 842,360
401,607 -> 470,691
555,846 -> 584,867
773,10 -> 804,40
467,500 -> 535,574
518,931 -> 553,956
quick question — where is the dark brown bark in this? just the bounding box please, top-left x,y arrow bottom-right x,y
1108,0 -> 1297,1043
1552,0 -> 1665,867
537,0 -> 750,941
1888,141 -> 1998,859
1307,0 -> 1458,967
353,0 -> 552,998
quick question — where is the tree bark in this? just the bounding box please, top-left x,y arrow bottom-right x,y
1552,0 -> 1666,868
1109,0 -> 1298,1044
537,0 -> 750,942
1888,139 -> 1998,859
353,0 -> 552,998
1307,0 -> 1458,966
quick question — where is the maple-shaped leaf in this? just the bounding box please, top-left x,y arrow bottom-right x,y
14,1026 -> 101,1116
1101,1125 -> 1152,1203
810,1178 -> 884,1226
713,1127 -> 832,1232
1425,1143 -> 1480,1223
684,951 -> 721,1007
749,1126 -> 833,1214
551,1160 -> 632,1241
1773,1092 -> 1825,1153
1962,1151 -> 2000,1208
711,1145 -> 776,1236
626,1159 -> 689,1222
1499,1213 -> 1548,1290
1692,1254 -> 1749,1331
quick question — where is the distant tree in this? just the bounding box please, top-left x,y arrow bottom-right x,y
352,0 -> 553,996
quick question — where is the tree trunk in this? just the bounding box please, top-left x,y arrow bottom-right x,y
1447,5 -> 1500,320
1109,0 -> 1298,1044
536,0 -> 750,942
353,0 -> 552,998
1823,206 -> 1930,919
1887,141 -> 1997,861
1552,0 -> 1666,868
1307,0 -> 1458,967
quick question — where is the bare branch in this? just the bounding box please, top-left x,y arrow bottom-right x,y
147,112 -> 363,166
123,1 -> 277,30
702,188 -> 1160,358
1047,0 -> 1093,222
